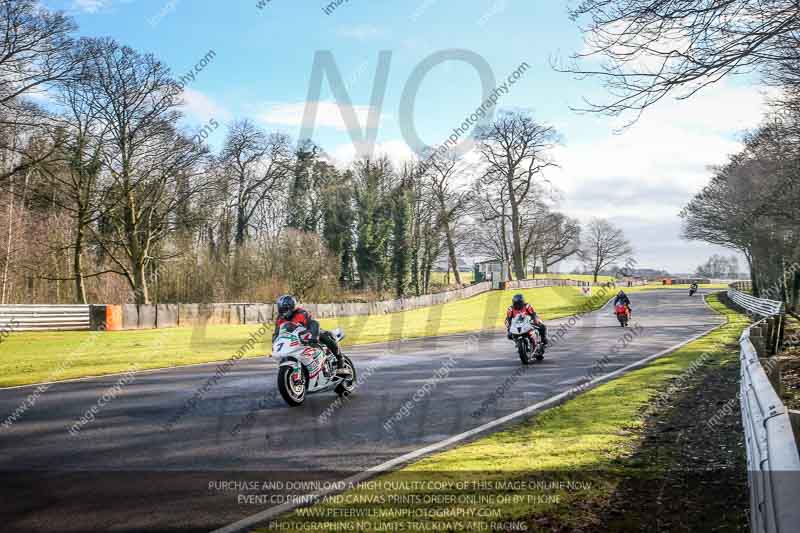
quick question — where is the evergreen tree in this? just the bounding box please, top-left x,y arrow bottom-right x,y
391,183 -> 412,298
353,158 -> 393,292
322,171 -> 356,285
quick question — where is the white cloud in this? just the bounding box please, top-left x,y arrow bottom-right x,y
180,88 -> 232,123
72,0 -> 109,13
553,81 -> 771,201
257,100 -> 390,132
546,80 -> 771,271
336,25 -> 386,41
328,139 -> 417,168
25,88 -> 54,104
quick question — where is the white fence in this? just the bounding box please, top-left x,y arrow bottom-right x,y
729,287 -> 800,533
0,305 -> 90,331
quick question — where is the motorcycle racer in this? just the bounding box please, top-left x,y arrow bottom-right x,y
505,293 -> 548,346
613,290 -> 632,317
273,295 -> 351,376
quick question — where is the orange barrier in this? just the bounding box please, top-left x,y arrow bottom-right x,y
106,305 -> 122,331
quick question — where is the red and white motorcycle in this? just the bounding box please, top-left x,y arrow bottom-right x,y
509,314 -> 545,365
272,323 -> 356,406
614,304 -> 630,327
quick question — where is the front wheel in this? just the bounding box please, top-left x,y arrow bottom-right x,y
535,342 -> 545,361
335,356 -> 357,397
518,339 -> 532,365
278,366 -> 306,406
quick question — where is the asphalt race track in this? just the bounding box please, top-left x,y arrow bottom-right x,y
0,290 -> 725,532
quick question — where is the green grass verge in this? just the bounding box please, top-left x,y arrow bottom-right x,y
256,293 -> 749,532
626,283 -> 730,291
0,286 -> 605,388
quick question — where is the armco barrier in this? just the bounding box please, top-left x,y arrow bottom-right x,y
112,283 -> 495,329
728,287 -> 800,533
304,281 -> 493,318
729,288 -> 783,318
0,305 -> 89,331
1,278 -> 640,331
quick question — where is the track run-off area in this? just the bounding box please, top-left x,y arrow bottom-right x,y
0,289 -> 725,532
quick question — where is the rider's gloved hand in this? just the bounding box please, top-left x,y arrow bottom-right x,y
506,330 -> 513,340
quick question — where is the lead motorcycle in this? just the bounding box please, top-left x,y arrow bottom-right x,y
272,323 -> 356,406
615,304 -> 630,327
509,314 -> 544,365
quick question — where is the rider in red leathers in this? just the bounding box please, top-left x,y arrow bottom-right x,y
273,295 -> 351,376
505,294 -> 548,346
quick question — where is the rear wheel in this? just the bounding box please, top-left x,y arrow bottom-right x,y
278,366 -> 306,406
335,356 -> 357,397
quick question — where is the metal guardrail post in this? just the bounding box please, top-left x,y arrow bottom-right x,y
729,286 -> 800,533
0,304 -> 91,331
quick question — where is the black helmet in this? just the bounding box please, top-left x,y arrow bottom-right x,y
512,293 -> 525,310
277,295 -> 296,320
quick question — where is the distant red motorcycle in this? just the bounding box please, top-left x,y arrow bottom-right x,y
615,304 -> 631,327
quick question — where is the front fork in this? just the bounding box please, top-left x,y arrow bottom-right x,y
279,359 -> 303,385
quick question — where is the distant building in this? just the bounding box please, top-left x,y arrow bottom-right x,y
474,260 -> 509,288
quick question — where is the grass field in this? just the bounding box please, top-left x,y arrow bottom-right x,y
428,272 -> 618,285
429,271 -> 475,284
258,293 -> 749,532
541,273 -> 617,283
0,285 -> 607,388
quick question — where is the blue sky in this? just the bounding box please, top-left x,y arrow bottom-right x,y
44,0 -> 768,274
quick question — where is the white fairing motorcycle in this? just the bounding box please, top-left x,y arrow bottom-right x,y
272,323 -> 356,406
510,314 -> 545,365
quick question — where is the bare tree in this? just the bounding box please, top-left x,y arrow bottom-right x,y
424,149 -> 471,286
0,0 -> 77,108
537,213 -> 581,273
37,65 -> 112,303
77,38 -> 209,304
476,111 -> 558,280
278,229 -> 340,301
681,115 -> 800,298
695,255 -> 740,279
220,120 -> 292,248
564,0 -> 800,120
408,166 -> 443,294
580,218 -> 633,282
0,0 -> 81,183
469,172 -> 513,279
